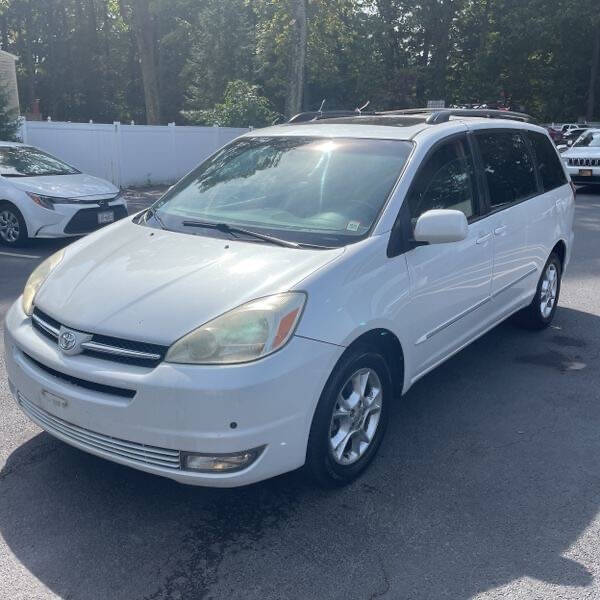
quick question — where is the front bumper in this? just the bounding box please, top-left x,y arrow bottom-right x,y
26,199 -> 128,238
565,164 -> 600,185
4,300 -> 342,486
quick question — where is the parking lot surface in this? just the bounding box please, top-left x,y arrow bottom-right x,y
1,188 -> 600,599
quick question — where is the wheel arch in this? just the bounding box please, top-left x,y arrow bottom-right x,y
0,198 -> 23,211
340,328 -> 405,398
551,239 -> 567,271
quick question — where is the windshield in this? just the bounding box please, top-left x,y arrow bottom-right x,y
149,136 -> 412,247
0,146 -> 80,177
574,132 -> 600,148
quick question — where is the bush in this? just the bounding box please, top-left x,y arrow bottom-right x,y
182,80 -> 279,128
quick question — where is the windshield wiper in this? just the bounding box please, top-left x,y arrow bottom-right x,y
145,206 -> 167,230
182,220 -> 300,248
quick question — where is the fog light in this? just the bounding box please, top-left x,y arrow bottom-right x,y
182,446 -> 264,473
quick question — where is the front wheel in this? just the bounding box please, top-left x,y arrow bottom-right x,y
0,203 -> 28,246
306,346 -> 391,487
514,252 -> 562,330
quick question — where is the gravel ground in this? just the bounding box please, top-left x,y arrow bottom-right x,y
1,187 -> 600,600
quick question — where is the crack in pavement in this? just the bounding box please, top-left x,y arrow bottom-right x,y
368,551 -> 391,599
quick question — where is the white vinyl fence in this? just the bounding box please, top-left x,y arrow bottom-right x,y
19,120 -> 249,187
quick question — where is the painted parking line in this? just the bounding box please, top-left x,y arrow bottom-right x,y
0,251 -> 40,259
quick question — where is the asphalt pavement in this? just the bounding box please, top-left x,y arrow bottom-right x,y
1,188 -> 600,600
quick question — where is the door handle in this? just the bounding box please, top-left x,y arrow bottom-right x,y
476,233 -> 492,245
494,225 -> 507,236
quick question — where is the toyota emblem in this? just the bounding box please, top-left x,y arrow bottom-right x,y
59,330 -> 77,352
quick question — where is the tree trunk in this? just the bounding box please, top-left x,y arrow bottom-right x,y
416,28 -> 431,106
23,1 -> 36,111
587,27 -> 600,121
127,0 -> 161,124
428,0 -> 456,103
285,0 -> 307,118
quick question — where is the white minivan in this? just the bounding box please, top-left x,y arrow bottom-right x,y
4,109 -> 575,487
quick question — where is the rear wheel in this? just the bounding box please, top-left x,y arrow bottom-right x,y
306,346 -> 391,487
0,202 -> 28,246
514,252 -> 562,329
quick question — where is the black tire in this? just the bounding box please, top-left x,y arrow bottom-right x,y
514,252 -> 562,330
306,345 -> 392,488
0,202 -> 28,247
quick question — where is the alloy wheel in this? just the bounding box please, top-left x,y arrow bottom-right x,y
0,209 -> 20,243
328,367 -> 383,465
540,262 -> 558,319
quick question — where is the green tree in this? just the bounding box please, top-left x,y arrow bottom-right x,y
183,0 -> 255,114
0,0 -> 597,124
183,79 -> 279,128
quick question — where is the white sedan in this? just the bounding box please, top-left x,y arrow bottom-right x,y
0,142 -> 127,246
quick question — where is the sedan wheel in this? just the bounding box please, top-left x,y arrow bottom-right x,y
0,206 -> 26,246
0,209 -> 20,243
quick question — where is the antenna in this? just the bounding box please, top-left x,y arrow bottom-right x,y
356,100 -> 370,114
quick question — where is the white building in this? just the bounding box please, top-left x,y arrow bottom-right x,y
0,50 -> 19,115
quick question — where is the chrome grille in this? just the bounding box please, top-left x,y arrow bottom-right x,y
18,393 -> 181,470
32,307 -> 167,368
568,157 -> 600,167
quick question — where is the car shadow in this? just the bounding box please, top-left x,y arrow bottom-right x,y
575,185 -> 600,195
1,306 -> 600,599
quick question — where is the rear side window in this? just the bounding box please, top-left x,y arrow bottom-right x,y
527,131 -> 567,191
476,131 -> 537,207
406,136 -> 477,220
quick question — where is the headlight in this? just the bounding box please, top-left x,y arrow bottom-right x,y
26,191 -> 122,207
165,292 -> 307,365
26,192 -> 56,210
22,248 -> 65,316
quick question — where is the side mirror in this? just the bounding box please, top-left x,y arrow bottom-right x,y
414,209 -> 468,244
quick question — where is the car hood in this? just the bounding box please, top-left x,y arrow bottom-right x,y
35,219 -> 345,345
7,173 -> 119,199
563,146 -> 600,158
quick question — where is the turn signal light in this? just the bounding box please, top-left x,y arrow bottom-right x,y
181,446 -> 264,473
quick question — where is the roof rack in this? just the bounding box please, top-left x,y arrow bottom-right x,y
288,110 -> 359,123
288,99 -> 373,123
426,108 -> 535,124
287,107 -> 536,125
288,109 -> 375,123
379,107 -> 536,124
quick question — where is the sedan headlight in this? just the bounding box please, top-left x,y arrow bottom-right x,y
165,292 -> 306,365
22,248 -> 65,316
26,192 -> 57,210
26,191 -> 123,208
